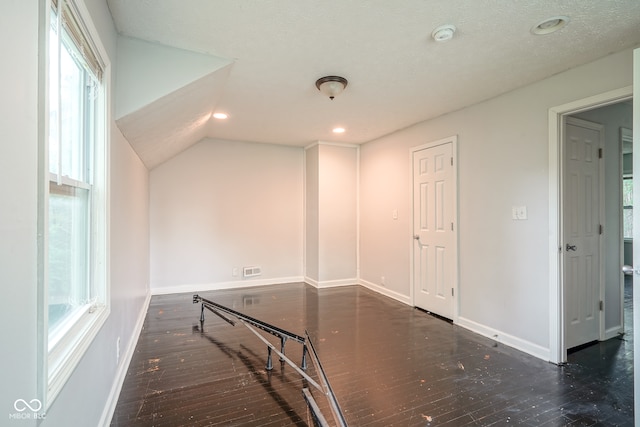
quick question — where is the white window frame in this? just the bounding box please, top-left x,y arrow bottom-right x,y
39,0 -> 111,408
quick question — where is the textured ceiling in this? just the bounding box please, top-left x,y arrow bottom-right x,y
107,0 -> 640,167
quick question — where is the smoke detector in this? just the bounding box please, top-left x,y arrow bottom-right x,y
432,25 -> 456,42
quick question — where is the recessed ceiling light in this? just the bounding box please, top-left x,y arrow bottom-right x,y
333,127 -> 346,134
212,112 -> 228,119
531,16 -> 569,35
431,25 -> 456,42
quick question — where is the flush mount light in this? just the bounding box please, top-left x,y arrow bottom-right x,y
531,16 -> 569,35
315,76 -> 348,100
332,127 -> 346,134
431,24 -> 456,42
212,112 -> 228,119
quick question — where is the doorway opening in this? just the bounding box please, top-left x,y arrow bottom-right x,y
548,86 -> 633,364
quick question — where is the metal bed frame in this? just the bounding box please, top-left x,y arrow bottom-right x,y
193,294 -> 348,427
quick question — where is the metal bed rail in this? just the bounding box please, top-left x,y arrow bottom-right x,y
193,294 -> 348,427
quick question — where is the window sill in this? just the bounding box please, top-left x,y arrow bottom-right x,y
47,304 -> 110,408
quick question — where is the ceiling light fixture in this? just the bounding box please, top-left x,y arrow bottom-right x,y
332,127 -> 346,134
212,112 -> 228,119
431,24 -> 456,42
531,16 -> 569,35
315,76 -> 348,100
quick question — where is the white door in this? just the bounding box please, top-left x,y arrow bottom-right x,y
563,117 -> 603,349
412,138 -> 456,319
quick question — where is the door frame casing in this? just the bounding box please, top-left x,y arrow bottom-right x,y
409,135 -> 459,323
621,128 -> 633,336
548,86 -> 632,364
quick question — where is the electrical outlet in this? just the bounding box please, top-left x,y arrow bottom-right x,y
381,276 -> 386,286
232,267 -> 239,277
517,206 -> 527,220
512,206 -> 528,220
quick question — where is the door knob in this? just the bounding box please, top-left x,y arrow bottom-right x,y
414,235 -> 420,240
565,243 -> 577,251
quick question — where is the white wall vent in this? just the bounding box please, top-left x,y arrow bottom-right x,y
243,266 -> 262,277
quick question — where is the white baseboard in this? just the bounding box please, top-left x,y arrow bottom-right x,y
358,278 -> 412,306
304,276 -> 318,287
317,278 -> 358,288
357,282 -> 551,362
99,291 -> 152,427
355,283 -> 550,362
457,316 -> 551,362
304,277 -> 359,288
151,276 -> 305,295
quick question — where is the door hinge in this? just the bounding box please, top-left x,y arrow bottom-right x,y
451,157 -> 453,166
451,222 -> 454,231
598,148 -> 603,159
451,288 -> 454,297
599,300 -> 604,311
599,224 -> 603,235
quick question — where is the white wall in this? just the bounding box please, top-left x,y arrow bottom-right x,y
318,144 -> 358,284
150,138 -> 304,293
0,1 -> 150,425
305,143 -> 358,286
360,48 -> 635,358
0,2 -> 39,424
305,145 -> 320,281
573,102 -> 634,334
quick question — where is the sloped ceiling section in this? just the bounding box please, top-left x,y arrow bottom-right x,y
115,36 -> 233,169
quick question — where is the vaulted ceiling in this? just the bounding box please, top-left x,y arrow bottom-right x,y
106,0 -> 640,169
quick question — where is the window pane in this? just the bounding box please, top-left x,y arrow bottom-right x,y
49,17 -> 60,176
48,182 -> 90,333
623,178 -> 633,207
624,208 -> 633,240
49,15 -> 90,183
59,42 -> 85,182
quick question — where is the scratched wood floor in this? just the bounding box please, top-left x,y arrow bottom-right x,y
111,282 -> 633,426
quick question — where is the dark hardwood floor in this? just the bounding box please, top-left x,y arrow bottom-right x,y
111,283 -> 633,426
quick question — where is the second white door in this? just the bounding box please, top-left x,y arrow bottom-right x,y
563,117 -> 603,349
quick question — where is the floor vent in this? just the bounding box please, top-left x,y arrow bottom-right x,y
243,266 -> 262,277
